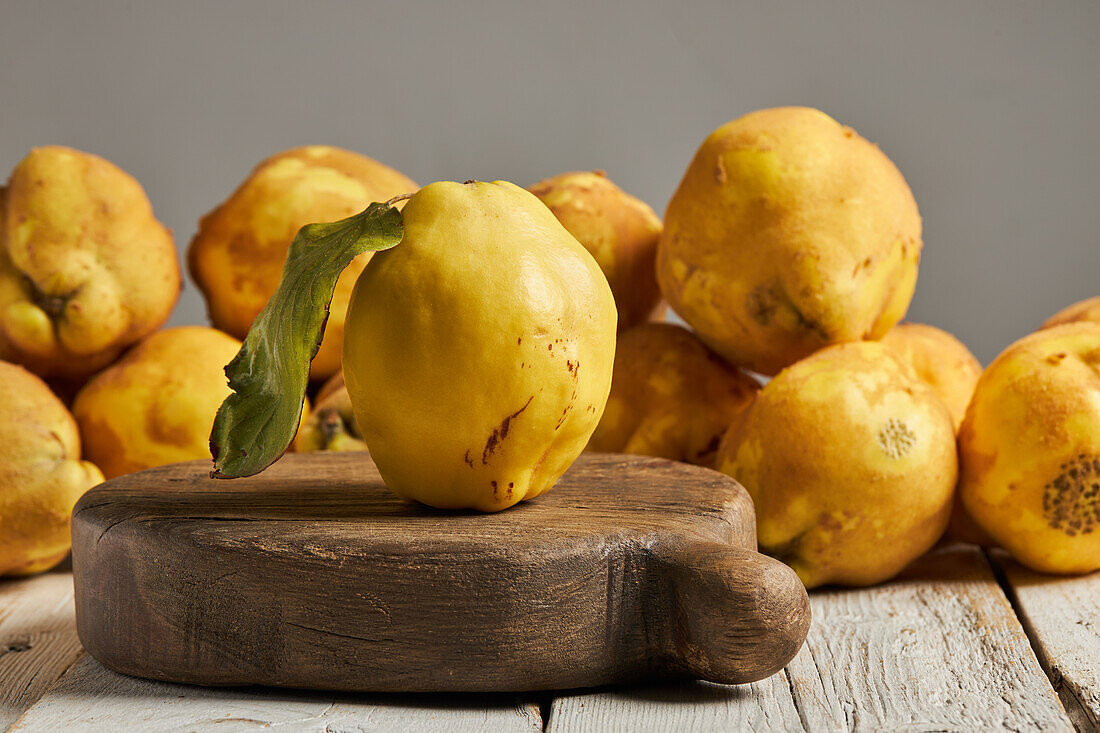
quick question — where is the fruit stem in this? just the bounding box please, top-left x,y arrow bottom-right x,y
386,192 -> 416,206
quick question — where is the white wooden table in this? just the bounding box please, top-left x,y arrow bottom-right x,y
2,545 -> 1097,732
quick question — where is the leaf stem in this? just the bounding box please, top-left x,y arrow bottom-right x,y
208,200 -> 405,478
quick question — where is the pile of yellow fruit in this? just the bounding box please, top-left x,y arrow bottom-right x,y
2,107 -> 1097,588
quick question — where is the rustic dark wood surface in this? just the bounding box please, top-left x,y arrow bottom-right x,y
70,452 -> 809,693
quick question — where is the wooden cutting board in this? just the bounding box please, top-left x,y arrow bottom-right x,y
70,452 -> 809,692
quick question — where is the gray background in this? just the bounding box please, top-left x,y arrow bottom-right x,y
1,1 -> 1096,363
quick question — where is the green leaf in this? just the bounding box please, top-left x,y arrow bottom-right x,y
209,200 -> 405,478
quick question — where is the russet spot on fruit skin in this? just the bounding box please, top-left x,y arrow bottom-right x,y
657,107 -> 922,376
0,146 -> 180,379
188,146 -> 417,382
716,341 -> 957,589
877,418 -> 916,460
959,322 -> 1100,574
1043,454 -> 1100,537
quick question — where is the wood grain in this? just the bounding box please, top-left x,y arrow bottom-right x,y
0,571 -> 83,729
546,673 -> 804,732
992,550 -> 1100,731
11,654 -> 542,732
549,546 -> 1075,732
71,452 -> 809,692
787,545 -> 1071,731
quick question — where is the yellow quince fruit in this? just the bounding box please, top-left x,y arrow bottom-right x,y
716,342 -> 957,587
188,146 -> 417,381
658,107 -> 921,375
73,326 -> 306,479
588,322 -> 758,468
293,371 -> 367,453
959,323 -> 1100,574
529,171 -> 664,330
1043,296 -> 1100,329
880,322 -> 981,430
344,181 -> 617,510
0,360 -> 103,575
209,180 -> 617,513
880,321 -> 989,544
0,146 -> 180,378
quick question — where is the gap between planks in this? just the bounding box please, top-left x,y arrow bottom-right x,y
0,569 -> 84,730
11,655 -> 542,733
5,546 -> 1094,732
548,545 -> 1075,732
988,548 -> 1100,732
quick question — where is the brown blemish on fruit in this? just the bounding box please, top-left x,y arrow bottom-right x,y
507,482 -> 514,500
482,396 -> 535,464
145,404 -> 193,449
878,418 -> 916,459
556,371 -> 580,431
695,434 -> 722,463
791,306 -> 828,342
517,337 -> 522,345
746,286 -> 778,325
746,285 -> 828,341
1046,352 -> 1068,365
464,450 -> 474,468
1043,454 -> 1100,537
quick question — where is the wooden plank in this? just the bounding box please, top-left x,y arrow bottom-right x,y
11,655 -> 542,732
550,546 -> 1074,732
992,550 -> 1100,731
0,571 -> 83,729
546,673 -> 804,732
787,545 -> 1071,731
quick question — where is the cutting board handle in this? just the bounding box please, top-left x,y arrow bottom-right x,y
659,542 -> 810,684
